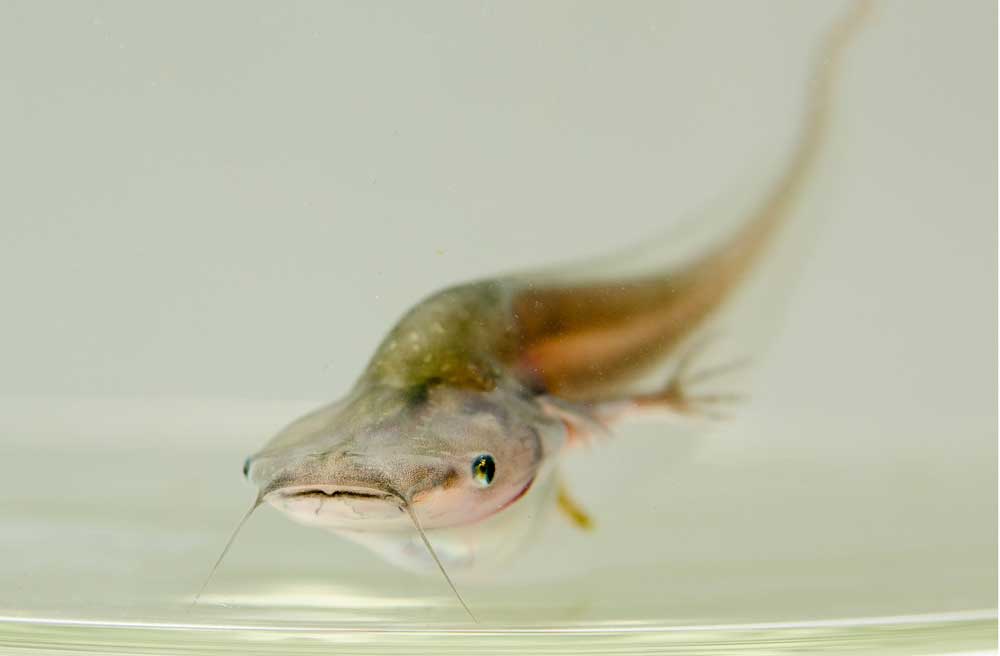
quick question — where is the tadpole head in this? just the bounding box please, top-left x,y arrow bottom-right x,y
243,383 -> 547,532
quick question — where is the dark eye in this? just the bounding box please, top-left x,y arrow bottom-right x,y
242,457 -> 252,479
471,454 -> 495,487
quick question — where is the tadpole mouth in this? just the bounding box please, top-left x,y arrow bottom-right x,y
275,485 -> 401,504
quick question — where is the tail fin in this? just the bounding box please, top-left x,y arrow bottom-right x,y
508,1 -> 873,401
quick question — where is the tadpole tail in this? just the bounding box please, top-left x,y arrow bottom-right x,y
190,494 -> 263,609
401,500 -> 477,623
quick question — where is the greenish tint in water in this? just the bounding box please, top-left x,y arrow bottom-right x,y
0,0 -> 994,652
0,614 -> 996,655
0,398 -> 994,654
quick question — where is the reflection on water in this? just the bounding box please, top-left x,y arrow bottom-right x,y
0,398 -> 994,653
0,611 -> 994,655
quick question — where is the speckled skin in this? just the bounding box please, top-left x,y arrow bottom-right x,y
243,0 -> 870,549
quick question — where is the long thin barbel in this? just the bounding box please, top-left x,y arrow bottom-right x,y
401,502 -> 477,623
190,494 -> 263,608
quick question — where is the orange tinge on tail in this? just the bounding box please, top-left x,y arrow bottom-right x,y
509,1 -> 872,402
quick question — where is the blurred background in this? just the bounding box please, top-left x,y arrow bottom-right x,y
0,0 -> 995,653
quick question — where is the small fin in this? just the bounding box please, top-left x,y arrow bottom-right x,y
557,480 -> 595,531
538,395 -> 610,447
630,335 -> 751,420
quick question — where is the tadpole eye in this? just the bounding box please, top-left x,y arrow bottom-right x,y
242,456 -> 252,479
471,454 -> 495,487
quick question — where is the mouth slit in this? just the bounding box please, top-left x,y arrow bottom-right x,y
288,489 -> 392,501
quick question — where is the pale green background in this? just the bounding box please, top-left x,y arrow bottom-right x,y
0,0 -> 995,653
